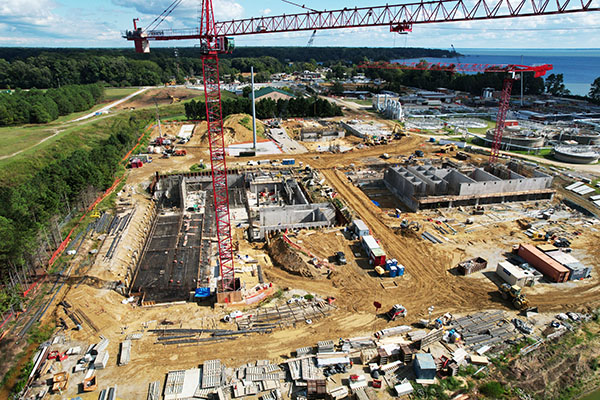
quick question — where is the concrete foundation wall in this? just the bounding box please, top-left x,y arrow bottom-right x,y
255,203 -> 336,239
384,164 -> 554,211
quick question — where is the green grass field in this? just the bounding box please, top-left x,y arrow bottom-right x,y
468,120 -> 496,134
0,125 -> 59,158
103,87 -> 140,102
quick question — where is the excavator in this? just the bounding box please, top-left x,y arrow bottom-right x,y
499,283 -> 530,310
392,123 -> 408,139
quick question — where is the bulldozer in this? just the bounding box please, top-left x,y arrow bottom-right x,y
499,283 -> 530,310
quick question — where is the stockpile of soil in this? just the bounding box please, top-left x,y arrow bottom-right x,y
116,87 -> 203,109
267,236 -> 322,279
194,114 -> 266,146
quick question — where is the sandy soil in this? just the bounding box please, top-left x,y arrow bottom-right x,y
30,117 -> 600,399
115,87 -> 203,110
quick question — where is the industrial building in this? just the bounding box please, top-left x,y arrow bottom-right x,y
383,161 -> 555,211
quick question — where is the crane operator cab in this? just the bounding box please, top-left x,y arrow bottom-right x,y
217,37 -> 235,53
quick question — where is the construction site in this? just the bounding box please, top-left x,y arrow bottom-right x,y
7,1 -> 600,400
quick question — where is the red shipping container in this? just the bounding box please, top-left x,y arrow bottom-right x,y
518,244 -> 570,282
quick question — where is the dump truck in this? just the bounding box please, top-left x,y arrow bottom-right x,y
499,283 -> 530,310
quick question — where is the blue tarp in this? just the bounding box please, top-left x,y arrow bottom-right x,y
372,200 -> 380,207
194,288 -> 211,298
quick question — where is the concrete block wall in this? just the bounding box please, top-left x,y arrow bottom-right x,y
256,203 -> 336,239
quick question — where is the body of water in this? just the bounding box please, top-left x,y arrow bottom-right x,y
396,48 -> 600,96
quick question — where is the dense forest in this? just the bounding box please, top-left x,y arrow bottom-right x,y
185,96 -> 342,120
0,47 -> 455,89
362,67 -> 546,95
0,84 -> 103,125
0,113 -> 150,312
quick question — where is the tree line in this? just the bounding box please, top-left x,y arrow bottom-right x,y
362,67 -> 546,95
0,47 -> 455,89
185,96 -> 342,120
0,84 -> 104,125
0,113 -> 150,311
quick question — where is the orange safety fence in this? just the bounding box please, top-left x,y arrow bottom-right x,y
47,122 -> 154,267
47,177 -> 122,267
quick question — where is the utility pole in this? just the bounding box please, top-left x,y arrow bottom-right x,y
154,100 -> 163,137
251,66 -> 257,151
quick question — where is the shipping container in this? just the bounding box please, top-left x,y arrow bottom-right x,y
282,158 -> 296,165
546,250 -> 591,280
351,219 -> 370,237
370,248 -> 386,266
361,235 -> 380,252
517,244 -> 570,282
361,235 -> 386,266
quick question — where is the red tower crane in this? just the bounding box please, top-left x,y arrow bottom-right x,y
123,1 -> 597,294
358,61 -> 553,163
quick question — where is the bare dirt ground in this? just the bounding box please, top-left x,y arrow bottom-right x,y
115,87 -> 203,110
31,119 -> 600,399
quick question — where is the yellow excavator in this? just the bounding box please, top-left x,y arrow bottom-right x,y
500,283 -> 530,310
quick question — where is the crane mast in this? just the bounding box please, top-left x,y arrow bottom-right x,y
200,0 -> 236,295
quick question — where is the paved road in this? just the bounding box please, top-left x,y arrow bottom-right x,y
70,87 -> 151,122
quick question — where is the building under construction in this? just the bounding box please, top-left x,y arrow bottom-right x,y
130,169 -> 338,303
384,161 -> 555,211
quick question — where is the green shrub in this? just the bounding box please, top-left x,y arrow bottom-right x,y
304,294 -> 314,300
479,381 -> 506,398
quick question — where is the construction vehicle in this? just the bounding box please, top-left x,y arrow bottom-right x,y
516,219 -> 532,230
528,230 -> 546,240
386,304 -> 407,321
439,143 -> 457,153
90,208 -> 101,219
499,283 -> 530,310
400,219 -> 420,232
392,123 -> 408,139
168,94 -> 181,104
174,149 -> 187,156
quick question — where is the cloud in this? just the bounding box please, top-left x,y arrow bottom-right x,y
261,8 -> 272,16
0,0 -> 61,29
111,0 -> 244,25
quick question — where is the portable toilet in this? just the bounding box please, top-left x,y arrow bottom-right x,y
397,264 -> 405,276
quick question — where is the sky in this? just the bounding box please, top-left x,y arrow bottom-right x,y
0,0 -> 599,50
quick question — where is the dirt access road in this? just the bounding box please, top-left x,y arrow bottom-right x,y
284,140 -> 600,316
